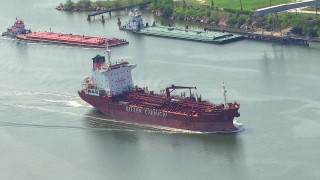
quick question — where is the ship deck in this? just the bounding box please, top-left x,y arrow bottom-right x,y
17,32 -> 128,48
137,26 -> 244,44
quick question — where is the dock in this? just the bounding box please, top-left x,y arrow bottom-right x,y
246,33 -> 309,46
87,2 -> 152,20
134,26 -> 244,44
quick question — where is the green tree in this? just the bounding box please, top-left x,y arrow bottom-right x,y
209,13 -> 220,25
291,25 -> 303,35
227,14 -> 238,27
76,0 -> 91,8
64,0 -> 75,9
237,14 -> 247,28
162,4 -> 173,18
113,0 -> 120,7
95,0 -> 104,7
309,26 -> 318,37
128,0 -> 135,6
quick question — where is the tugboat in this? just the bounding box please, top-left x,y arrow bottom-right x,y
2,18 -> 31,37
78,47 -> 242,133
2,18 -> 128,48
119,11 -> 146,32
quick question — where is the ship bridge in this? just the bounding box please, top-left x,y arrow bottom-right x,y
254,0 -> 320,16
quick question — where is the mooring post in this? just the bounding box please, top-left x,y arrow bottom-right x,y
271,13 -> 274,36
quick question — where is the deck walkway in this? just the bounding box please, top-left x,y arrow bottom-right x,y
254,0 -> 320,16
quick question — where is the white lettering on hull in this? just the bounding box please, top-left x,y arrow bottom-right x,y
126,105 -> 168,118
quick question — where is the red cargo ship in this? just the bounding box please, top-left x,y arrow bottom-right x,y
17,32 -> 128,48
78,48 -> 242,133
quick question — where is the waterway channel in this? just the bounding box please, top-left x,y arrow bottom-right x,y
1,0 -> 320,179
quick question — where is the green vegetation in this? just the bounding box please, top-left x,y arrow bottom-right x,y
59,0 -> 320,37
150,0 -> 253,28
63,0 -> 75,9
279,13 -> 320,37
204,0 -> 292,11
150,0 -> 320,37
61,0 -> 151,10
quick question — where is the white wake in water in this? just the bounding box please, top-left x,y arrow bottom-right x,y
1,90 -> 233,134
39,98 -> 92,108
0,90 -> 74,98
2,102 -> 203,134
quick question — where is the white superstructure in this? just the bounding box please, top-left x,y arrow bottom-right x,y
121,11 -> 145,32
3,18 -> 30,37
82,49 -> 136,96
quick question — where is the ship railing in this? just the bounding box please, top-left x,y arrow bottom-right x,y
119,101 -> 129,105
105,90 -> 123,96
230,102 -> 240,109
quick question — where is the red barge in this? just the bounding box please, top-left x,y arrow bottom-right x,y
78,48 -> 242,133
16,32 -> 128,48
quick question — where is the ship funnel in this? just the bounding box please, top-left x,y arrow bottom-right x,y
222,82 -> 228,109
92,55 -> 105,70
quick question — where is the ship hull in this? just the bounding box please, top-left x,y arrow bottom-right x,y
79,92 -> 241,133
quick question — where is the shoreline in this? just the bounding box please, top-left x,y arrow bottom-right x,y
55,4 -> 320,45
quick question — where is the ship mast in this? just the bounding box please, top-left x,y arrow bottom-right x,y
222,82 -> 228,109
105,43 -> 111,64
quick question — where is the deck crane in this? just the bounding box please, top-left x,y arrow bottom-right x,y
165,84 -> 197,98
